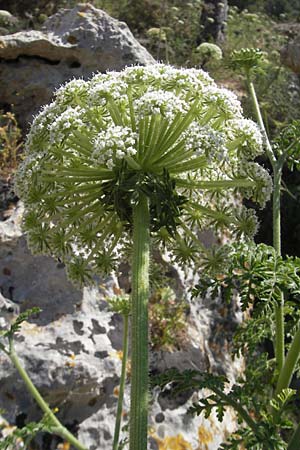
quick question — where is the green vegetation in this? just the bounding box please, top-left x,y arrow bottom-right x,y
149,287 -> 188,350
1,1 -> 300,449
0,112 -> 23,176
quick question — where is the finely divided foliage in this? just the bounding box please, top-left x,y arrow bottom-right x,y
16,64 -> 272,284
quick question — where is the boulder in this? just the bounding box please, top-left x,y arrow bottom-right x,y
281,35 -> 300,74
0,3 -> 155,130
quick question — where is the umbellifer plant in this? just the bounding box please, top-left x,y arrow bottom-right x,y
16,64 -> 271,450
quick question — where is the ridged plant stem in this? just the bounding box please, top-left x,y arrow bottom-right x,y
9,341 -> 87,450
129,192 -> 150,450
113,313 -> 129,450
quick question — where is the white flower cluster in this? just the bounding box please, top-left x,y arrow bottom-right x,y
134,89 -> 188,119
49,106 -> 86,144
236,161 -> 273,206
88,75 -> 128,105
204,86 -> 243,119
119,64 -> 212,92
92,125 -> 137,169
26,102 -> 58,152
184,122 -> 227,162
55,78 -> 88,105
228,119 -> 263,158
16,63 -> 272,283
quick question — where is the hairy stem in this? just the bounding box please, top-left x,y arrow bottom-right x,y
9,341 -> 87,450
129,192 -> 150,450
113,313 -> 129,450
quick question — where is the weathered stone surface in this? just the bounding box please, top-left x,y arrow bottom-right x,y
0,204 -> 242,449
281,35 -> 300,74
0,3 -> 155,130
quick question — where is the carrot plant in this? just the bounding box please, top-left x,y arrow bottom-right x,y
14,64 -> 271,449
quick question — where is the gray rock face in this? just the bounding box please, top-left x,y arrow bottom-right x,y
0,3 -> 155,130
281,35 -> 300,74
0,204 -> 242,449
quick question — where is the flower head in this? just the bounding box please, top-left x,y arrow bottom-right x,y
230,48 -> 265,75
16,64 -> 271,283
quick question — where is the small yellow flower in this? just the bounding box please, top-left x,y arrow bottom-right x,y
65,353 -> 76,368
198,425 -> 213,449
113,386 -> 120,397
57,442 -> 71,450
154,434 -> 193,450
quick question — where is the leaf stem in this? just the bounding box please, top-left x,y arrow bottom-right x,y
113,313 -> 129,450
129,193 -> 150,450
212,386 -> 260,437
8,341 -> 87,450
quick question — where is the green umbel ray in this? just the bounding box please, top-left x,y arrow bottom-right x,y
129,192 -> 150,450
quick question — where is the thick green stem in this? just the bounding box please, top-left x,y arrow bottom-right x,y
129,193 -> 150,450
113,313 -> 129,450
275,325 -> 300,396
287,420 -> 300,450
9,343 -> 87,450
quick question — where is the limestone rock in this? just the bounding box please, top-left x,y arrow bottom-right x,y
0,3 -> 155,130
281,35 -> 300,74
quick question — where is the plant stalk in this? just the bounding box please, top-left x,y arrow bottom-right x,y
247,78 -> 285,374
113,313 -> 129,450
273,165 -> 285,373
275,324 -> 300,396
129,192 -> 150,450
247,79 -> 276,167
9,342 -> 87,450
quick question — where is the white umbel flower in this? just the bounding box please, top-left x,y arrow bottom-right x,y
16,64 -> 272,283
